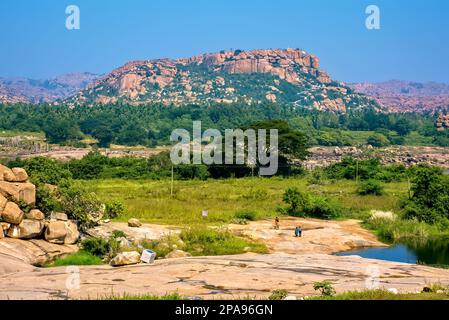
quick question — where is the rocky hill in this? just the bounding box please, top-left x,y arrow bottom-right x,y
350,80 -> 449,113
67,49 -> 379,112
0,72 -> 99,104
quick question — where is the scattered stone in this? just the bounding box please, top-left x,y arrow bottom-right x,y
1,202 -> 24,225
128,218 -> 142,228
64,220 -> 80,245
0,222 -> 10,231
44,221 -> 67,244
283,296 -> 297,300
50,212 -> 68,221
110,251 -> 141,267
25,209 -> 45,221
11,168 -> 29,182
166,249 -> 192,259
7,219 -> 44,239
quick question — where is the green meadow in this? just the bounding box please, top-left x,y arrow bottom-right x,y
82,178 -> 408,226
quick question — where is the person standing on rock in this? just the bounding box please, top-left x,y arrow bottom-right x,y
274,217 -> 280,230
295,226 -> 302,238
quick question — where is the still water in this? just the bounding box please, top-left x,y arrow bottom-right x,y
336,237 -> 449,267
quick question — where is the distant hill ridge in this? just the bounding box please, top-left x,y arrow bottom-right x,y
0,72 -> 99,104
350,80 -> 449,113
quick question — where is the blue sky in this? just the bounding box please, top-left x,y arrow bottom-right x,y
0,0 -> 448,83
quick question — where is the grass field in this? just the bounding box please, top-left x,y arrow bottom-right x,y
82,177 -> 408,225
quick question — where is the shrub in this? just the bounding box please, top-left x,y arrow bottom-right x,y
269,289 -> 288,300
111,230 -> 126,239
282,189 -> 341,219
358,180 -> 384,196
307,169 -> 327,185
105,201 -> 125,219
234,210 -> 257,221
313,281 -> 336,296
58,180 -> 104,229
283,188 -> 310,216
7,157 -> 72,185
81,237 -> 110,257
35,185 -> 61,214
306,196 -> 342,220
81,236 -> 120,260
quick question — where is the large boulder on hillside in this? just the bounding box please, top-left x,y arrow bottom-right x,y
0,165 -> 14,182
1,202 -> 24,225
44,221 -> 67,244
64,221 -> 80,245
110,251 -> 141,267
0,165 -> 28,183
0,181 -> 36,205
11,168 -> 29,182
7,219 -> 44,239
25,209 -> 45,221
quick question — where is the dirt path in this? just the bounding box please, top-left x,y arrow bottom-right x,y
1,218 -> 449,300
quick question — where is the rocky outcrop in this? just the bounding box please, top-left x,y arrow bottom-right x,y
67,48 -> 378,112
0,165 -> 79,254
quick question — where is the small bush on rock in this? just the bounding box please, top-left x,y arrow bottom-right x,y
269,289 -> 288,300
313,281 -> 336,296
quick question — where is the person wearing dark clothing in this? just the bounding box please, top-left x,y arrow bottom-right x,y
295,226 -> 302,237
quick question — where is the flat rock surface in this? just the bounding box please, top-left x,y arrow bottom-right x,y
0,238 -> 78,274
1,218 -> 449,300
1,253 -> 449,300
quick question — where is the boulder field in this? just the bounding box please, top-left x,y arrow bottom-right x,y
0,165 -> 80,275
